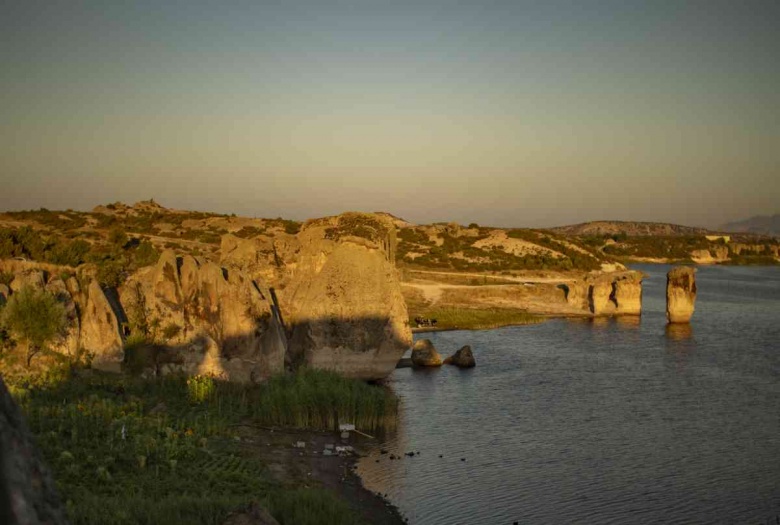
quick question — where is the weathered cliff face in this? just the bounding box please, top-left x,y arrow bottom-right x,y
283,213 -> 411,380
81,280 -> 124,371
0,377 -> 68,525
613,273 -> 643,315
691,246 -> 729,264
666,266 -> 696,324
121,250 -> 286,382
585,271 -> 643,316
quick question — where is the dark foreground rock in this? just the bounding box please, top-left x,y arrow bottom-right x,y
0,377 -> 68,525
411,339 -> 442,367
443,345 -> 476,368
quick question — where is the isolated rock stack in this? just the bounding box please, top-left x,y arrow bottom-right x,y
666,266 -> 697,324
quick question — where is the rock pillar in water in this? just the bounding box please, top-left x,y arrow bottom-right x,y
666,266 -> 696,324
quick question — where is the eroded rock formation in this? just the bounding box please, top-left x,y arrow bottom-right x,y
411,339 -> 443,367
666,266 -> 696,324
585,271 -> 643,316
121,251 -> 286,382
283,213 -> 412,380
443,345 -> 476,368
0,213 -> 411,382
81,280 -> 124,371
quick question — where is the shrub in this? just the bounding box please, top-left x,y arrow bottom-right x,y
133,239 -> 159,268
186,374 -> 216,404
1,286 -> 66,366
0,271 -> 14,286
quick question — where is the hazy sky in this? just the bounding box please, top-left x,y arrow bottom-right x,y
1,1 -> 778,228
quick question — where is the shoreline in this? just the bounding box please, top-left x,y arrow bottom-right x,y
233,424 -> 405,524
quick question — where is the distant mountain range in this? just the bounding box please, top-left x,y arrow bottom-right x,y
720,214 -> 780,237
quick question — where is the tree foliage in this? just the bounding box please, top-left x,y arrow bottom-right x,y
1,286 -> 67,366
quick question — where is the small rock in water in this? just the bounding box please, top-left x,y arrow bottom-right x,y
439,454 -> 443,458
461,458 -> 466,461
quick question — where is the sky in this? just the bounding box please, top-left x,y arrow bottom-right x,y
1,1 -> 778,228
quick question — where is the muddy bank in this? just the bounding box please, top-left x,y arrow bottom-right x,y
232,425 -> 405,524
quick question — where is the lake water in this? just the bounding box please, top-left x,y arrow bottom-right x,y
357,264 -> 780,524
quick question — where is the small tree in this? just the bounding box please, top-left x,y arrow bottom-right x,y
1,286 -> 66,367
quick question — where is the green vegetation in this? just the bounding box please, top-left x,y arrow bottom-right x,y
0,270 -> 14,286
506,229 -> 603,270
1,286 -> 66,366
723,254 -> 780,266
396,226 -> 605,272
601,235 -> 710,260
411,306 -> 542,331
324,214 -> 386,244
250,368 -> 397,431
10,367 -> 393,525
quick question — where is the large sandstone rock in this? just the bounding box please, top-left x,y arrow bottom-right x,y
0,376 -> 68,525
121,254 -> 286,383
586,271 -> 643,316
411,339 -> 443,367
443,345 -> 475,368
560,282 -> 587,309
81,280 -> 124,371
587,278 -> 615,316
152,250 -> 183,305
666,266 -> 696,324
285,213 -> 411,380
613,273 -> 642,315
45,277 -> 81,357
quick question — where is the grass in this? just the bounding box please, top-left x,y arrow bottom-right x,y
10,367 -> 397,525
410,306 -> 543,331
250,368 -> 398,432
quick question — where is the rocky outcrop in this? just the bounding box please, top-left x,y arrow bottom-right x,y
0,376 -> 68,525
443,345 -> 476,368
691,246 -> 729,264
586,271 -> 643,316
613,273 -> 643,315
81,280 -> 124,371
666,266 -> 696,324
411,339 -> 442,367
9,269 -> 45,293
587,278 -> 614,315
285,213 -> 411,380
561,282 -> 587,310
45,277 -> 80,357
121,252 -> 286,383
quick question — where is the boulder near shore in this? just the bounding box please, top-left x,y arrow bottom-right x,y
443,345 -> 476,368
411,339 -> 443,367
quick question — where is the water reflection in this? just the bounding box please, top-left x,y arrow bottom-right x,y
665,323 -> 693,341
616,316 -> 641,329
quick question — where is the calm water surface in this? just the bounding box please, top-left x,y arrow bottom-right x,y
357,265 -> 780,524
